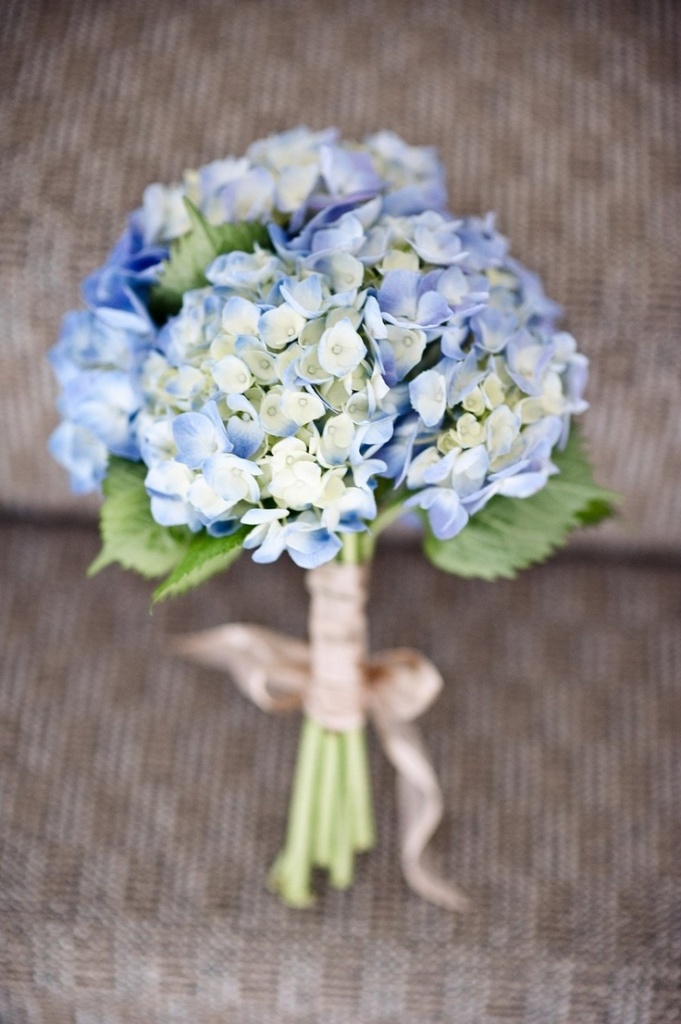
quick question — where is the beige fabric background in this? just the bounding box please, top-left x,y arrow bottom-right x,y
2,6 -> 681,1022
1,0 -> 680,548
2,524 -> 680,1023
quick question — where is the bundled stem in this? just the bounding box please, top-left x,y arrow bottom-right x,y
269,535 -> 375,907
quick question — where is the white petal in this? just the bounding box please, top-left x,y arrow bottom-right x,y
281,389 -> 326,426
318,319 -> 366,377
212,355 -> 253,394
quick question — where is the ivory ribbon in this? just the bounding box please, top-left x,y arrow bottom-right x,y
172,561 -> 468,912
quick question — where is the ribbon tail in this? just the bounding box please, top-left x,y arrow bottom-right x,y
373,715 -> 470,912
171,623 -> 308,714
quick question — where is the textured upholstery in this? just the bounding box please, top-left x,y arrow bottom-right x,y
1,0 -> 680,547
1,524 -> 680,1022
2,3 -> 680,1022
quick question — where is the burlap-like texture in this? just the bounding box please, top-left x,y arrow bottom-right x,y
1,0 -> 680,547
1,523 -> 679,1023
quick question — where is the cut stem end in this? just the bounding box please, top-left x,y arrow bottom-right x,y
269,717 -> 375,907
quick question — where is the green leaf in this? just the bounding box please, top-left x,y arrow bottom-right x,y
151,528 -> 248,604
88,457 -> 248,600
576,496 -> 615,526
149,199 -> 270,319
88,458 -> 191,579
423,426 -> 619,581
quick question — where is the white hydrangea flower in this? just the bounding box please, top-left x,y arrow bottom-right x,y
142,182 -> 190,244
409,369 -> 447,427
203,453 -> 261,507
145,460 -> 196,527
275,164 -> 320,213
540,370 -> 567,414
485,405 -> 520,459
297,345 -> 333,384
281,389 -> 326,426
269,457 -> 324,510
162,365 -> 210,411
267,437 -> 311,474
481,372 -> 507,410
316,469 -> 347,508
381,249 -> 420,274
462,387 -> 485,417
318,412 -> 356,465
449,445 -> 490,497
259,387 -> 298,437
206,250 -> 281,291
212,355 -> 253,395
221,296 -> 261,335
246,125 -> 336,171
258,304 -> 307,350
406,447 -> 442,489
318,319 -> 367,377
455,413 -> 487,449
515,397 -> 546,424
304,251 -> 364,293
187,475 -> 233,521
280,275 -> 326,319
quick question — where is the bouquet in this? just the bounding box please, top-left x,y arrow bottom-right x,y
49,127 -> 615,908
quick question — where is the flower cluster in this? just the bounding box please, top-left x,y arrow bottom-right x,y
49,127 -> 588,568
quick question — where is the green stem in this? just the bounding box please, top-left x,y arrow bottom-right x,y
329,733 -> 354,889
270,533 -> 378,906
345,727 -> 374,851
313,731 -> 339,869
269,716 -> 323,907
339,531 -> 362,564
339,500 -> 406,564
372,499 -> 407,539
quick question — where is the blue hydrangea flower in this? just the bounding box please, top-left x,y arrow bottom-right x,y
48,421 -> 109,494
48,127 -> 589,569
173,402 -> 232,469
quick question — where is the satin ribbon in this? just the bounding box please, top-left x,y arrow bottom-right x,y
172,564 -> 468,912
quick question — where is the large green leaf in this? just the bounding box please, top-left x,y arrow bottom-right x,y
151,528 -> 248,604
149,199 -> 270,319
423,427 -> 618,580
88,458 -> 191,579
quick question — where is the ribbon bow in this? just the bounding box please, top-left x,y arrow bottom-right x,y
172,566 -> 468,912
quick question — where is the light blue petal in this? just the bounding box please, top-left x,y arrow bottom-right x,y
471,307 -> 518,354
285,523 -> 343,569
422,488 -> 469,540
173,405 -> 231,469
376,271 -> 419,320
226,415 -> 264,459
381,180 -> 448,217
446,350 -> 486,405
47,421 -> 108,494
320,146 -> 384,197
496,470 -> 552,498
409,369 -> 447,427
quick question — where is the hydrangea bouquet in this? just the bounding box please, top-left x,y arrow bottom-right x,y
49,127 -> 615,908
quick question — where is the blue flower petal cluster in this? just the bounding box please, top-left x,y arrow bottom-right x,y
49,127 -> 588,566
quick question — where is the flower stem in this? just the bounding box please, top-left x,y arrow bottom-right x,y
268,716 -> 323,907
371,498 -> 407,539
340,531 -> 362,565
345,727 -> 374,851
270,720 -> 376,905
313,729 -> 339,869
329,733 -> 354,888
270,540 -> 377,906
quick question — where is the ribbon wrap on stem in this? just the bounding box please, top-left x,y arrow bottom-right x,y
172,561 -> 468,912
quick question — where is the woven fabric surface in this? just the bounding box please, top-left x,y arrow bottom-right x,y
1,0 -> 680,548
1,522 -> 679,1023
